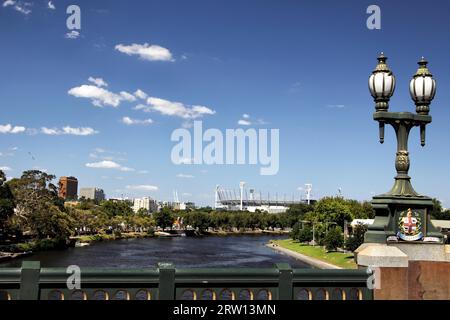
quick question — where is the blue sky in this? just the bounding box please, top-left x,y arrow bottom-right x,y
1,0 -> 450,206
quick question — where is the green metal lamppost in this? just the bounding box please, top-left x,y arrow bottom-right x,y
365,53 -> 443,244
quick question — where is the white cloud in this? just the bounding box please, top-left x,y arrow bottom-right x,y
138,170 -> 149,174
121,116 -> 153,125
86,160 -> 134,172
126,185 -> 159,191
88,77 -> 108,87
0,166 -> 12,171
2,0 -> 31,14
238,119 -> 251,126
134,89 -> 148,100
237,114 -> 267,126
137,97 -> 215,119
2,0 -> 15,7
62,126 -> 98,136
41,126 -> 98,136
119,91 -> 136,102
0,124 -> 26,134
115,43 -> 174,62
176,174 -> 194,179
47,1 -> 55,10
68,84 -> 123,107
69,79 -> 139,107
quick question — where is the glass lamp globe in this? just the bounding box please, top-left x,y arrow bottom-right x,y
409,57 -> 436,115
369,53 -> 396,112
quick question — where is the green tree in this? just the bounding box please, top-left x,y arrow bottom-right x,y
290,222 -> 313,243
7,170 -> 72,240
323,226 -> 343,252
430,198 -> 450,220
136,207 -> 149,216
345,223 -> 368,252
0,170 -> 15,237
100,200 -> 133,217
153,207 -> 174,229
185,211 -> 210,232
307,197 -> 353,228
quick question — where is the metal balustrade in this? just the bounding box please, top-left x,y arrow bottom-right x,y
0,261 -> 373,300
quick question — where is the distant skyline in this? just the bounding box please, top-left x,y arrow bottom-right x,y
1,0 -> 450,206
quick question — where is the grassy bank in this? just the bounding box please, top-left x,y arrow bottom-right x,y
272,239 -> 357,269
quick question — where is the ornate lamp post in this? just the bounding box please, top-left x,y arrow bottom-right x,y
365,53 -> 442,244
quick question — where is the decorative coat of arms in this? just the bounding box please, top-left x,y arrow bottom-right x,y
397,208 -> 423,241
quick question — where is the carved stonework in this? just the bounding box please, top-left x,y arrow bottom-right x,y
395,150 -> 410,173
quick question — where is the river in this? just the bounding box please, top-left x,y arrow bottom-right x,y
1,235 -> 311,268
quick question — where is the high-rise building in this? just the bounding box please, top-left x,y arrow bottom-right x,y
133,197 -> 158,213
79,187 -> 105,201
58,176 -> 78,200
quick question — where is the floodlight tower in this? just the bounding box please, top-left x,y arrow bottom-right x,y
239,181 -> 246,211
304,184 -> 312,205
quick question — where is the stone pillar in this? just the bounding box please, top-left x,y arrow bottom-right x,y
356,243 -> 450,300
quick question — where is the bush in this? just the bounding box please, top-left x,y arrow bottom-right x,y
297,226 -> 313,243
147,227 -> 155,237
324,226 -> 343,252
345,223 -> 367,252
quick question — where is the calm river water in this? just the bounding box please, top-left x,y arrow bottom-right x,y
1,235 -> 311,268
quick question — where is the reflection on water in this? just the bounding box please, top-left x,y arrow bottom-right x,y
1,235 -> 311,268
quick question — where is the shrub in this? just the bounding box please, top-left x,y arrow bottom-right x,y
345,223 -> 367,252
324,226 -> 343,252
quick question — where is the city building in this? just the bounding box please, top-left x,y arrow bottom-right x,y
58,176 -> 78,200
79,187 -> 105,201
133,197 -> 158,214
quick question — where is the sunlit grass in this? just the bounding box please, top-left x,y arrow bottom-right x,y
272,239 -> 357,269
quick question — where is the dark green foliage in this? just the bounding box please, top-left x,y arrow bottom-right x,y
153,207 -> 174,229
290,222 -> 313,243
7,170 -> 72,240
100,200 -> 134,217
431,198 -> 450,220
324,226 -> 343,252
345,223 -> 368,252
0,170 -> 15,236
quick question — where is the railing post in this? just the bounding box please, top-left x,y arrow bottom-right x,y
276,263 -> 293,300
158,262 -> 175,300
19,261 -> 40,300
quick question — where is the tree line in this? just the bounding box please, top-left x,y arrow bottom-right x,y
1,169 -> 449,251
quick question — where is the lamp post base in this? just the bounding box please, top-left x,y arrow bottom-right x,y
365,194 -> 444,244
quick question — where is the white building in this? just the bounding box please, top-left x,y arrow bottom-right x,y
133,197 -> 158,214
79,187 -> 105,201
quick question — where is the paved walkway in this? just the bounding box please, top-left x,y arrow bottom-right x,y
266,243 -> 342,269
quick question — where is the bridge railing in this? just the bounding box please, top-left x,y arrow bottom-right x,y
0,261 -> 373,300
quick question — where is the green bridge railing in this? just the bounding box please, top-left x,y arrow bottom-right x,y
0,261 -> 373,300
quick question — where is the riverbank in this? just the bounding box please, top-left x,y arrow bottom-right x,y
203,229 -> 289,236
74,231 -> 155,244
267,239 -> 357,269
